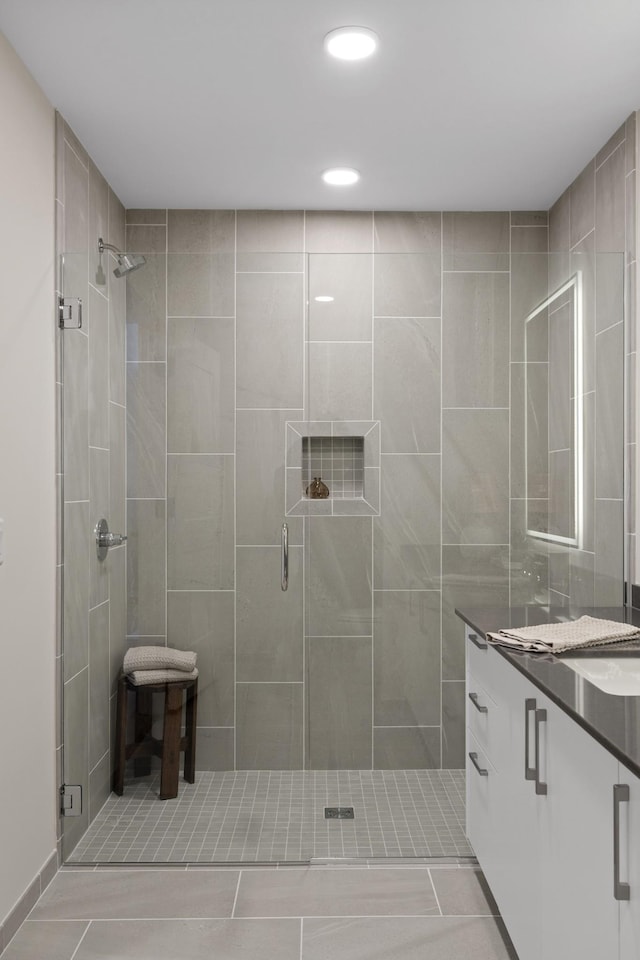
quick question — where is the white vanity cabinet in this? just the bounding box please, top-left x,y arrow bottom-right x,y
465,625 -> 629,960
618,763 -> 640,960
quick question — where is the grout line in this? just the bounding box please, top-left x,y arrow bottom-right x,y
231,871 -> 242,918
69,921 -> 92,960
427,868 -> 444,916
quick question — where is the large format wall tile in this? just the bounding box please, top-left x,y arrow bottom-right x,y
127,499 -> 166,637
374,253 -> 441,317
236,408 -> 303,546
510,252 -> 548,362
596,321 -> 624,500
236,546 -> 303,682
127,362 -> 166,498
63,668 -> 89,852
442,410 -> 509,545
195,728 -> 235,771
374,726 -> 441,769
109,401 -> 126,536
89,601 -> 110,771
236,273 -> 304,408
374,317 -> 440,453
89,447 -> 109,610
64,501 -> 90,682
236,684 -> 303,769
168,317 -> 234,453
374,591 -> 440,726
89,287 -> 109,449
307,342 -> 372,421
168,209 -> 235,253
374,212 -> 442,252
167,455 -> 234,589
374,455 -> 440,589
308,637 -> 372,769
63,140 -> 88,253
307,517 -> 372,636
442,273 -> 509,407
443,212 -> 509,270
595,499 -> 624,604
63,330 -> 89,502
89,162 -> 109,286
236,209 -> 304,271
305,211 -> 373,252
569,160 -> 595,248
596,144 -> 625,253
167,253 -> 235,317
109,545 -> 126,695
108,259 -> 126,403
308,254 -> 372,341
441,546 -> 510,681
442,681 -> 466,767
126,254 -> 167,361
167,591 -> 234,727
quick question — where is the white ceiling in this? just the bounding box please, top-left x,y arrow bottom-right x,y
2,0 -> 640,210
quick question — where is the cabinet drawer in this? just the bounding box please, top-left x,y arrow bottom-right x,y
465,729 -> 496,865
466,673 -> 504,768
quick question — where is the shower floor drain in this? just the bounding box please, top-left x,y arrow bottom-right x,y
324,807 -> 355,819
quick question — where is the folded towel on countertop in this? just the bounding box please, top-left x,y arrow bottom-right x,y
487,616 -> 640,654
128,667 -> 199,686
124,645 -> 197,675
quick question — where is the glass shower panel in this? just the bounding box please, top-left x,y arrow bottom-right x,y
60,249 -> 128,861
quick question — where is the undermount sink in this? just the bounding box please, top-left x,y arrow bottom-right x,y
563,657 -> 640,696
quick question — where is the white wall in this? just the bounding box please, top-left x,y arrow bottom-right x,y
0,31 -> 57,925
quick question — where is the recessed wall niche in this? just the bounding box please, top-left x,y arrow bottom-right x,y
286,421 -> 380,516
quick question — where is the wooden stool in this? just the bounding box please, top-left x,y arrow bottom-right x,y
113,673 -> 198,800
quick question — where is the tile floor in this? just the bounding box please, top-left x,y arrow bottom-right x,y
3,865 -> 518,959
70,769 -> 472,863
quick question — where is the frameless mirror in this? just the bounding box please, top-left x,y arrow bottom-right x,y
525,273 -> 583,547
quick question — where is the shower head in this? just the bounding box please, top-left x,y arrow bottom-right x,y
98,238 -> 146,277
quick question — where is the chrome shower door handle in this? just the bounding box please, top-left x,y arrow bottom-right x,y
281,522 -> 288,591
613,784 -> 631,901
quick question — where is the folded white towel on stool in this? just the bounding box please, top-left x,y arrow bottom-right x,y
128,667 -> 199,686
124,645 -> 197,674
487,616 -> 640,654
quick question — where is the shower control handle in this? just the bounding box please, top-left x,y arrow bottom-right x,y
281,522 -> 288,591
95,518 -> 127,561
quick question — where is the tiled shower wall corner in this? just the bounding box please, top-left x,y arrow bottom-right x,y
55,113 -> 128,856
511,114 -> 636,609
123,208 -> 521,773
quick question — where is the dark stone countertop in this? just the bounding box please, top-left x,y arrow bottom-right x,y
455,604 -> 640,778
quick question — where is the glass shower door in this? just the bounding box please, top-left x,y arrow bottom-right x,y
60,247 -> 127,861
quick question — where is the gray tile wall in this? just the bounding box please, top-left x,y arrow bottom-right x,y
119,208 -> 518,773
520,114 -> 636,608
56,113 -> 127,858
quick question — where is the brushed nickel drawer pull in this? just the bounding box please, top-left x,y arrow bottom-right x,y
468,692 -> 488,714
469,751 -> 489,777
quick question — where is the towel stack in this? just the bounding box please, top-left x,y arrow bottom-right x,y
123,646 -> 198,686
487,615 -> 640,654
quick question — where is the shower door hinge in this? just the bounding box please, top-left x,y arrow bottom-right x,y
58,296 -> 83,329
60,784 -> 83,817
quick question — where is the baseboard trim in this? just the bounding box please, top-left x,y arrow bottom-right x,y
0,850 -> 58,955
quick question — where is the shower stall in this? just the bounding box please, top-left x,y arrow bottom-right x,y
58,207 -> 627,865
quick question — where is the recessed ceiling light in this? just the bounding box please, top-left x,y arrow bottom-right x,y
321,167 -> 360,186
314,296 -> 335,302
324,26 -> 379,60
